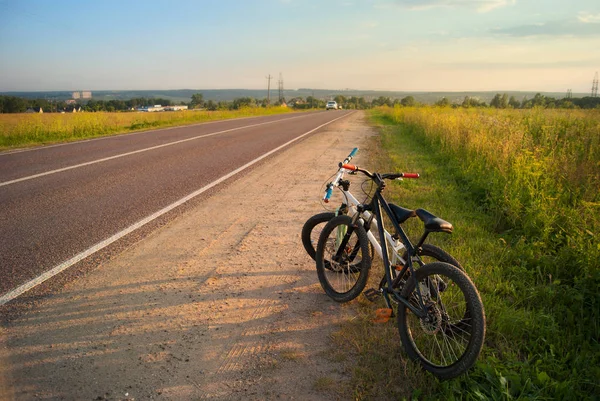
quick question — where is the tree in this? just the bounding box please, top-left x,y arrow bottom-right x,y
490,93 -> 508,109
334,95 -> 347,108
508,96 -> 520,108
306,96 -> 326,109
205,100 -> 217,111
372,96 -> 392,107
461,96 -> 474,108
400,96 -> 416,107
190,93 -> 204,109
0,96 -> 27,113
531,93 -> 546,108
500,93 -> 509,108
435,97 -> 450,107
232,97 -> 254,109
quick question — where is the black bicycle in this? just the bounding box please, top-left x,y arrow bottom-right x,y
315,162 -> 485,379
302,148 -> 465,301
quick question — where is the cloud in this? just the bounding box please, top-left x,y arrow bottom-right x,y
492,19 -> 600,37
382,0 -> 516,13
578,12 -> 600,24
439,60 -> 599,70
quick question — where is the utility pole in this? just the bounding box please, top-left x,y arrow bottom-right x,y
266,74 -> 273,106
277,73 -> 285,104
592,72 -> 599,98
278,73 -> 284,104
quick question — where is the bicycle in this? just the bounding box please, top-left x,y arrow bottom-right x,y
301,149 -> 464,301
314,159 -> 485,379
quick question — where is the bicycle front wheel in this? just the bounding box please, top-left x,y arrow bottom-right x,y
397,262 -> 485,379
301,212 -> 335,260
315,215 -> 371,302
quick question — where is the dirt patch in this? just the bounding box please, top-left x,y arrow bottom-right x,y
0,111 -> 376,400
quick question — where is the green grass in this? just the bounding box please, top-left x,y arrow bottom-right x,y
331,108 -> 599,400
0,106 -> 294,150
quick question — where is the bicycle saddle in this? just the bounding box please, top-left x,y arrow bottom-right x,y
415,209 -> 453,233
389,203 -> 417,224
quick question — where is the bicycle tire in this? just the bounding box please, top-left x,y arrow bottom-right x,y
379,243 -> 464,292
302,211 -> 375,262
315,215 -> 371,302
301,212 -> 336,260
397,262 -> 485,379
410,244 -> 464,271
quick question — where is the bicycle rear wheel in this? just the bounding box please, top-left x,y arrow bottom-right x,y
380,243 -> 464,293
315,215 -> 371,302
397,262 -> 485,379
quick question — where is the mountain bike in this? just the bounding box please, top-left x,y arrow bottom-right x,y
315,162 -> 485,379
301,148 -> 463,301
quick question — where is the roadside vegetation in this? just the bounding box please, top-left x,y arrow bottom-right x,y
0,106 -> 292,150
332,107 -> 599,400
2,89 -> 597,151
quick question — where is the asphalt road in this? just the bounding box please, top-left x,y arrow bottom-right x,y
0,110 -> 353,304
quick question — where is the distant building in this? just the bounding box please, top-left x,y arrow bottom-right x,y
26,107 -> 43,113
72,91 -> 81,99
137,105 -> 164,112
164,105 -> 188,111
81,91 -> 92,99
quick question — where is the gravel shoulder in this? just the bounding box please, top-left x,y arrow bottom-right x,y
0,111 -> 376,400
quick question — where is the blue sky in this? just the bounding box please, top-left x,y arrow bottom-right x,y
1,0 -> 599,93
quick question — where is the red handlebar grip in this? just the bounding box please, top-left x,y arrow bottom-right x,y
403,173 -> 420,179
341,164 -> 357,171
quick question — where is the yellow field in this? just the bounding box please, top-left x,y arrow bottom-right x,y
0,107 -> 293,150
385,106 -> 600,205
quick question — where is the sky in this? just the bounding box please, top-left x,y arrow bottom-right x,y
0,0 -> 599,93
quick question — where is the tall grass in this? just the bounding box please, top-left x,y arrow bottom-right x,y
364,106 -> 600,399
0,106 -> 293,150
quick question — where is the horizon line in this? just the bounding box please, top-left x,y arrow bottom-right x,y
0,88 -> 589,94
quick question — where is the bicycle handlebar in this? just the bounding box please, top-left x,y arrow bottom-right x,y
322,149 -> 419,203
341,164 -> 420,180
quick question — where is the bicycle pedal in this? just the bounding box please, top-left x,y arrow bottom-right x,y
363,288 -> 381,302
373,308 -> 393,323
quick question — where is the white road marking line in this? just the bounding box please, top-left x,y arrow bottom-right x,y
0,113 -> 312,187
0,111 -> 353,305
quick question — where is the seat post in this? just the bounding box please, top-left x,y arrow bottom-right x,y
415,231 -> 430,249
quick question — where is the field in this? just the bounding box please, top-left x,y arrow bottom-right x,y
0,107 -> 293,150
336,107 -> 599,399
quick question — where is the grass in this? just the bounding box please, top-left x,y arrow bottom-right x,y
0,106 -> 294,150
331,107 -> 599,400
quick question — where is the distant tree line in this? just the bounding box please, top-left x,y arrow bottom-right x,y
435,93 -> 600,109
296,93 -> 600,110
0,95 -> 180,113
2,92 -> 599,114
